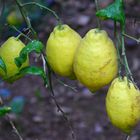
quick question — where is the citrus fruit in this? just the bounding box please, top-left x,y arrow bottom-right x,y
46,24 -> 81,79
7,11 -> 23,26
106,77 -> 140,134
74,29 -> 118,92
0,37 -> 29,83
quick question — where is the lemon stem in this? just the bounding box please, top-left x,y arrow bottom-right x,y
94,0 -> 101,29
10,25 -> 32,41
114,21 -> 122,78
57,22 -> 64,30
16,34 -> 22,40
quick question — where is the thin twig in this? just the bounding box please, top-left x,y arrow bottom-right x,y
0,0 -> 5,18
48,70 -> 76,140
0,97 -> 23,140
6,115 -> 23,140
125,135 -> 130,140
41,54 -> 47,74
53,73 -> 78,92
123,33 -> 140,44
9,25 -> 32,41
42,54 -> 76,140
121,25 -> 135,85
14,0 -> 37,38
22,2 -> 61,23
114,21 -> 122,77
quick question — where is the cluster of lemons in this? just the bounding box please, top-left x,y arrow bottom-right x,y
46,24 -> 140,134
0,24 -> 140,134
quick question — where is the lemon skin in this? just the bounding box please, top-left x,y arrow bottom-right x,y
106,77 -> 140,134
74,29 -> 118,92
46,24 -> 81,79
0,37 -> 29,83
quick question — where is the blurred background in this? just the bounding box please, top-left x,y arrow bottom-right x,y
0,0 -> 140,140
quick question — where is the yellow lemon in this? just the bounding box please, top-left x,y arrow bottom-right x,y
0,37 -> 29,83
106,77 -> 140,134
46,24 -> 81,79
74,29 -> 118,92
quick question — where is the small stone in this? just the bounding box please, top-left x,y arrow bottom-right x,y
30,97 -> 37,104
77,15 -> 90,26
132,58 -> 139,71
94,123 -> 103,133
78,122 -> 86,128
32,115 -> 43,123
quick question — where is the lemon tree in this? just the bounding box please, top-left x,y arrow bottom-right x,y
0,0 -> 139,139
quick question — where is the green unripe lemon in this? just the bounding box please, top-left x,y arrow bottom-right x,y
46,24 -> 81,79
7,11 -> 23,26
74,29 -> 118,92
106,77 -> 140,134
0,37 -> 29,83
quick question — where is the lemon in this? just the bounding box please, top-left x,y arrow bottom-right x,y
7,11 -> 23,26
106,77 -> 140,134
74,29 -> 118,92
0,37 -> 29,83
46,24 -> 81,79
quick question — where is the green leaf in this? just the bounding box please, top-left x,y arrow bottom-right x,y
0,56 -> 7,74
15,40 -> 44,68
19,66 -> 48,85
0,106 -> 11,117
96,0 -> 125,24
